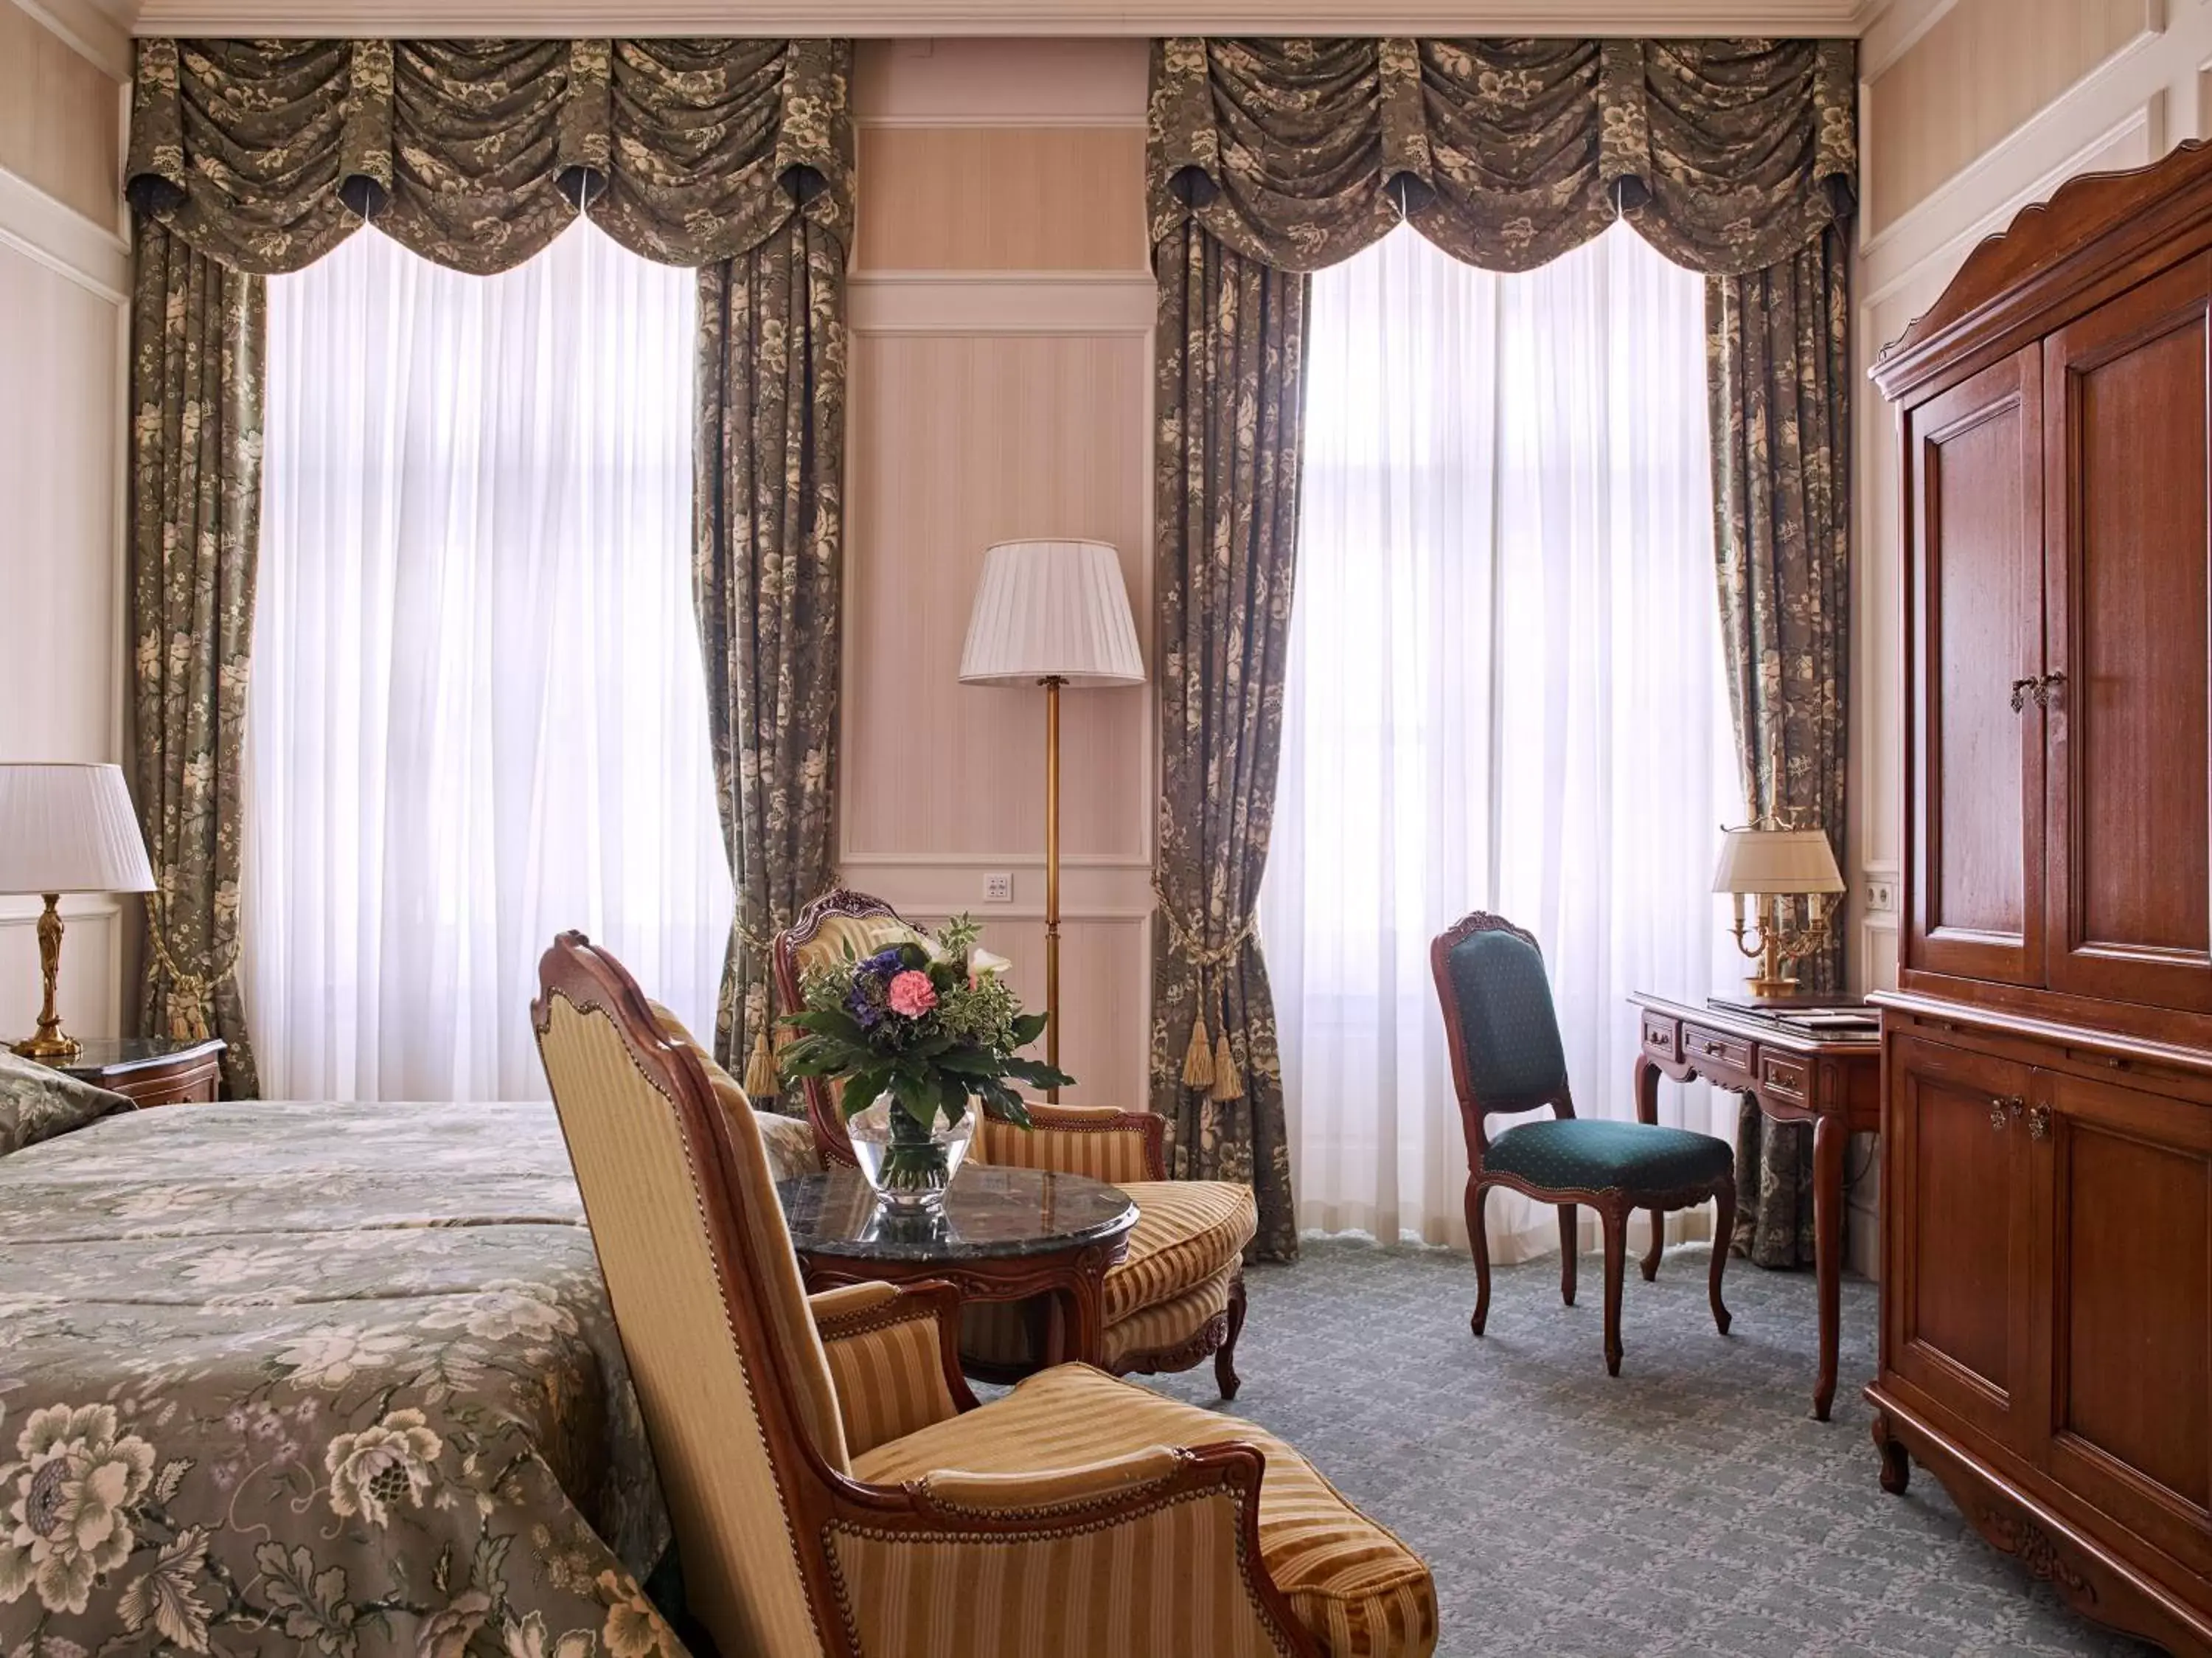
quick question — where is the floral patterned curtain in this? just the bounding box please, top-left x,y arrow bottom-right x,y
1708,226 -> 1853,1266
124,38 -> 853,1092
1148,37 -> 1855,278
1147,37 -> 1856,1260
1150,221 -> 1307,1263
695,215 -> 850,1095
125,38 -> 853,276
128,221 -> 264,1095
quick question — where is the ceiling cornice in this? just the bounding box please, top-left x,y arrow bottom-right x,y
123,0 -> 1869,38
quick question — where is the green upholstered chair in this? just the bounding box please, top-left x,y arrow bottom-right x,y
1430,911 -> 1734,1376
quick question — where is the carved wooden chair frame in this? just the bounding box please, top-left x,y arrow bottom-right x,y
773,887 -> 1244,1397
1430,909 -> 1735,1376
534,934 -> 1321,1657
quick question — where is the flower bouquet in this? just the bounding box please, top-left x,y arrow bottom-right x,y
780,916 -> 1072,1212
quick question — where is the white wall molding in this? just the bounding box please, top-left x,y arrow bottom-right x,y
849,272 -> 1154,336
10,0 -> 128,80
1861,20 -> 2173,265
1859,0 -> 1955,83
0,165 -> 128,305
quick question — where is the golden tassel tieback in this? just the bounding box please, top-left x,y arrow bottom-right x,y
730,906 -> 793,1097
742,1031 -> 779,1099
145,892 -> 242,1044
1154,882 -> 1256,1104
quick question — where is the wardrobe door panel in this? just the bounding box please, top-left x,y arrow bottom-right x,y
2039,1068 -> 2212,1577
1904,349 -> 2045,985
2045,255 -> 2212,1012
1885,1033 -> 2039,1452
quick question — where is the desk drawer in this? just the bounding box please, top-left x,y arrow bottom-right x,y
1760,1052 -> 1809,1103
1682,1025 -> 1754,1081
1641,1013 -> 1680,1064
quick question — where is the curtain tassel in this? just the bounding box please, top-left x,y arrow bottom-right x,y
1208,1024 -> 1242,1103
1180,1002 -> 1215,1091
743,1030 -> 778,1100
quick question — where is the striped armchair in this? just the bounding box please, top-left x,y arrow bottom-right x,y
774,888 -> 1257,1395
534,933 -> 1437,1658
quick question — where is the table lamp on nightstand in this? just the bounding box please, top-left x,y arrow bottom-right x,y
0,763 -> 156,1060
1712,814 -> 1846,1002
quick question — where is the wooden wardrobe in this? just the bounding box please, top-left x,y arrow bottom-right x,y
1869,138 -> 2212,1654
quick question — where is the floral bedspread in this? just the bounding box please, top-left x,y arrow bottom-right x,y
0,1101 -> 687,1658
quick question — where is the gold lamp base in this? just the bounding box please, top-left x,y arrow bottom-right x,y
10,894 -> 82,1062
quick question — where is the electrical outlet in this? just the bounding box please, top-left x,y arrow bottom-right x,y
1865,878 -> 1897,915
984,873 -> 1013,903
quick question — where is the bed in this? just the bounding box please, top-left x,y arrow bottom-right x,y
0,1094 -> 812,1657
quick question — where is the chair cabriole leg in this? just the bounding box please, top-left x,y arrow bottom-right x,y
1557,1204 -> 1577,1306
1467,1179 -> 1492,1336
1215,1272 -> 1247,1400
1600,1201 -> 1627,1376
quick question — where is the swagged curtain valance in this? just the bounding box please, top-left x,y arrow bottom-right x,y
125,36 -> 855,275
1148,36 -> 1854,276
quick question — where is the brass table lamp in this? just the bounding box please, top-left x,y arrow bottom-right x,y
0,763 -> 156,1060
1712,815 -> 1846,1002
959,539 -> 1145,1100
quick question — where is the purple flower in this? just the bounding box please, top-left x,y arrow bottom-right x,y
859,948 -> 907,979
846,983 -> 886,1029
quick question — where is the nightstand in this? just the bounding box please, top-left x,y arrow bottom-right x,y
49,1036 -> 226,1108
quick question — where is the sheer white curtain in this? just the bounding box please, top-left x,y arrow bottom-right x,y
1264,222 -> 1736,1260
246,225 -> 734,1102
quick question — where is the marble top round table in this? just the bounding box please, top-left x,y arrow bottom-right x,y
778,1165 -> 1138,1374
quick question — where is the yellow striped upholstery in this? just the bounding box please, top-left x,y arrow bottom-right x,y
1102,1260 -> 1239,1369
798,915 -> 931,974
975,1105 -> 1156,1184
826,1468 -> 1285,1658
813,1285 -> 963,1458
854,1365 -> 1438,1658
952,1181 -> 1255,1373
644,1000 -> 821,1183
537,999 -> 835,1658
1106,1180 -> 1258,1321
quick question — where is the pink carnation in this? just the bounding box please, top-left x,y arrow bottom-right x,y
886,970 -> 938,1018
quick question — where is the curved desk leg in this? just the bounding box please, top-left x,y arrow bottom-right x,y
1812,1110 -> 1845,1422
1634,1054 -> 1666,1280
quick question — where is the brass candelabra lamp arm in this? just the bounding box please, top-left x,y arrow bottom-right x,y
1728,890 -> 1839,1002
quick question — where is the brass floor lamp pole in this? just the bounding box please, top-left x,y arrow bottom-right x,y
958,538 -> 1146,1107
1043,674 -> 1063,1100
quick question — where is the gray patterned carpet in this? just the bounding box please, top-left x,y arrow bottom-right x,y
1135,1241 -> 2150,1658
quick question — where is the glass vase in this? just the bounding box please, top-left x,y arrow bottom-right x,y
844,1092 -> 974,1215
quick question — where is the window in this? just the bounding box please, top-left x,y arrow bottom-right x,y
244,226 -> 734,1101
1262,223 -> 1736,1253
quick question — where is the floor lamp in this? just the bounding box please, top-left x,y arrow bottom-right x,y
959,539 -> 1144,1100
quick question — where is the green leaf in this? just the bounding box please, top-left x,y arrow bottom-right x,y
933,1046 -> 1000,1075
784,1008 -> 868,1043
838,1066 -> 891,1117
1001,1057 -> 1077,1089
1010,1012 -> 1048,1045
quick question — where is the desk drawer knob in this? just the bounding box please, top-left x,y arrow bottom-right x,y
1701,1039 -> 1726,1058
2027,1103 -> 2051,1141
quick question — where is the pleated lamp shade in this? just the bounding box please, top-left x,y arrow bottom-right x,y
0,763 -> 156,895
1710,826 -> 1844,896
959,539 -> 1145,687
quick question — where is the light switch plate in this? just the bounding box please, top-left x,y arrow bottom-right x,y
984,873 -> 1013,903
